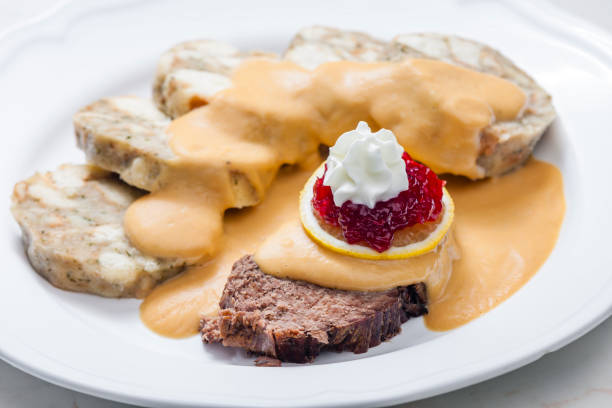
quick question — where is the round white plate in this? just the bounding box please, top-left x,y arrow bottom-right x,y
2,0 -> 612,407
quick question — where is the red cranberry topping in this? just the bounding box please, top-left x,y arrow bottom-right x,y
312,152 -> 445,252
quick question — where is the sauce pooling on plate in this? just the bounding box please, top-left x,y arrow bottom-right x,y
134,58 -> 564,338
140,159 -> 564,338
255,159 -> 565,332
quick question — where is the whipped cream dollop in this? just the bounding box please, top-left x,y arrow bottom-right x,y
323,121 -> 409,208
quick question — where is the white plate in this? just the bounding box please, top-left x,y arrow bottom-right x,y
2,0 -> 612,407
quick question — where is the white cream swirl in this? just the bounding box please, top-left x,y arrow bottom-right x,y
323,121 -> 408,208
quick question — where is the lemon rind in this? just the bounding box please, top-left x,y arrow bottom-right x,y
299,164 -> 454,260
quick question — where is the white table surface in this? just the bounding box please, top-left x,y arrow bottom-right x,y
2,1 -> 612,407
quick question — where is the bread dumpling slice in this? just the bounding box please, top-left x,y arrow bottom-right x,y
11,164 -> 197,298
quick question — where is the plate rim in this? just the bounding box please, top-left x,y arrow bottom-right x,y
2,0 -> 612,407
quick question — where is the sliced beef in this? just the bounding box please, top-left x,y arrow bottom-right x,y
254,356 -> 282,367
200,255 -> 427,363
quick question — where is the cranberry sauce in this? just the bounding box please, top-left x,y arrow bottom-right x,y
312,153 -> 445,252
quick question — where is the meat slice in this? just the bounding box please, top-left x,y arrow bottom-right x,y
200,255 -> 427,363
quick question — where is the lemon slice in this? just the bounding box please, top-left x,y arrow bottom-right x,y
300,164 -> 454,260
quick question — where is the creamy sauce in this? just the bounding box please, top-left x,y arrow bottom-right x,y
141,159 -> 565,337
132,57 -> 563,338
255,222 -> 457,297
428,159 -> 565,330
125,58 -> 526,259
255,159 -> 565,331
140,164 -> 316,338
